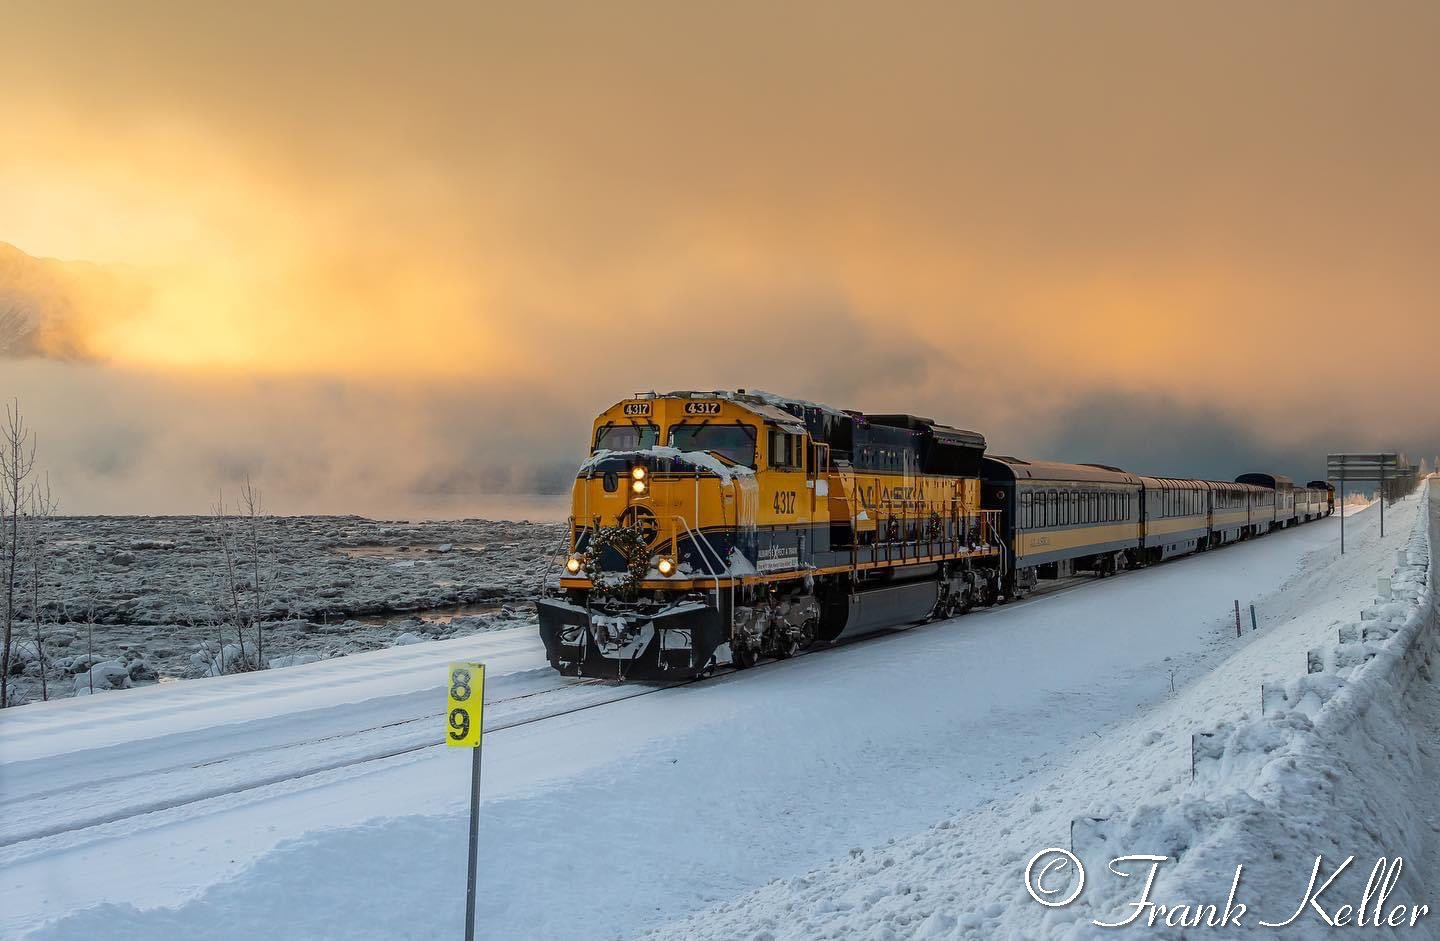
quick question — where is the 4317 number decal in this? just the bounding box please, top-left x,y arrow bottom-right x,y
773,490 -> 797,515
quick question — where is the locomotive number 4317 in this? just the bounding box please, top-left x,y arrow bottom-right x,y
683,401 -> 722,415
773,490 -> 797,514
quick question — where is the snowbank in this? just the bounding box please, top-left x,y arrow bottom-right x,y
646,490 -> 1437,941
1051,488 -> 1435,937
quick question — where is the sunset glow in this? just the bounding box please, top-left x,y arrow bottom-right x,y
2,1 -> 1436,512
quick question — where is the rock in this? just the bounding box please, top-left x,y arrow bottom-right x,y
391,632 -> 427,646
126,658 -> 158,681
269,653 -> 321,668
56,654 -> 101,675
74,660 -> 133,692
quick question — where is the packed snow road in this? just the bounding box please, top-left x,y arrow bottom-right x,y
0,508 -> 1364,939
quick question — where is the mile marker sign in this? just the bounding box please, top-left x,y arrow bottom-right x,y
447,661 -> 486,941
447,662 -> 485,747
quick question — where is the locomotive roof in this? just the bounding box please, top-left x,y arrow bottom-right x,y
982,456 -> 1141,485
638,390 -> 808,433
740,401 -> 809,433
863,414 -> 986,451
638,390 -> 988,447
1236,472 -> 1294,489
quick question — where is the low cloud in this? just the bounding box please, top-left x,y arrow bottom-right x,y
3,3 -> 1438,512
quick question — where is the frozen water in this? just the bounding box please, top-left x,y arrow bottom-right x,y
6,514 -> 565,704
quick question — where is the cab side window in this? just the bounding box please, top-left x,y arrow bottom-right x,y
768,429 -> 804,470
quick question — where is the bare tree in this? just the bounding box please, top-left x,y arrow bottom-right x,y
59,551 -> 99,694
1,399 -> 38,708
211,492 -> 252,672
240,476 -> 266,668
26,475 -> 57,700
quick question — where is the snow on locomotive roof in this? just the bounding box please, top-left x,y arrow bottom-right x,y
737,389 -> 849,419
631,390 -> 808,433
982,456 -> 1141,484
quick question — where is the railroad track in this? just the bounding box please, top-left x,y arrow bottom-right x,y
1,570 -> 1115,854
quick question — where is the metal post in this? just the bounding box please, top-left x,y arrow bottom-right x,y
1250,604 -> 1257,631
464,741 -> 484,941
1340,464 -> 1345,555
1234,600 -> 1242,638
1379,460 -> 1385,537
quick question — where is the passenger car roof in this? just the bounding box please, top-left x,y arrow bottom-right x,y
982,456 -> 1140,485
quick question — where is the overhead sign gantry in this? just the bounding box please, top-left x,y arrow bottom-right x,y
1326,452 -> 1401,551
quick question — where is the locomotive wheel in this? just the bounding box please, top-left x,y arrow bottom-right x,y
774,633 -> 799,659
733,642 -> 758,670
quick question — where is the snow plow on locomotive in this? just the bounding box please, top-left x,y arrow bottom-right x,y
536,391 -> 1006,679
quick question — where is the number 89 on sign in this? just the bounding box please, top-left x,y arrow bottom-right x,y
446,662 -> 485,748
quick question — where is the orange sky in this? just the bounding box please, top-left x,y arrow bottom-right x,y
2,1 -> 1437,513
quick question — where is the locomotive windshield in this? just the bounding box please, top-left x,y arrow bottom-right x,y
668,423 -> 757,467
593,422 -> 658,452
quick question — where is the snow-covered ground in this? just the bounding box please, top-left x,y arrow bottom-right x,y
649,487 -> 1438,940
0,495 -> 1430,940
6,515 -> 565,703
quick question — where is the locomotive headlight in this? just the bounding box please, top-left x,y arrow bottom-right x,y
657,557 -> 676,577
630,465 -> 647,481
631,478 -> 648,494
565,555 -> 583,574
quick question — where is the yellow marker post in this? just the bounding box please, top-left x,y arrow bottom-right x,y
447,662 -> 485,941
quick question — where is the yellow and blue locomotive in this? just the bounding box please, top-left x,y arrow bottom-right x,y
536,391 -> 1004,678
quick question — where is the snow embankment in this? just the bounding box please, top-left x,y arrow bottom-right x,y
1053,487 -> 1438,939
648,490 -> 1437,941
